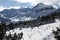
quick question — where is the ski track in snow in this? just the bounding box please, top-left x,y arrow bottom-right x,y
6,21 -> 60,40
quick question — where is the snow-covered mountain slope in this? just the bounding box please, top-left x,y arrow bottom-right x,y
0,14 -> 11,22
10,16 -> 33,22
51,2 -> 60,9
0,8 -> 31,21
32,3 -> 54,11
6,20 -> 60,40
26,3 -> 55,18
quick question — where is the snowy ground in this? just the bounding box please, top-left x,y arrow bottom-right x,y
6,21 -> 60,40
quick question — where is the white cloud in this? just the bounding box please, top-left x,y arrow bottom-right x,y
40,0 -> 57,3
0,0 -> 60,11
9,0 -> 40,5
0,6 -> 5,11
9,6 -> 21,9
0,6 -> 21,11
9,0 -> 58,5
8,0 -> 60,9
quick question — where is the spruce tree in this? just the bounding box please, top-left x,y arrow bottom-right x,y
53,27 -> 60,40
0,21 -> 6,40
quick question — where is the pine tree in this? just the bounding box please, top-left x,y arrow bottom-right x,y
6,33 -> 11,40
0,21 -> 6,40
53,27 -> 60,40
8,23 -> 15,30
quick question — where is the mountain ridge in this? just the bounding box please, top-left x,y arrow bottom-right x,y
0,3 -> 58,22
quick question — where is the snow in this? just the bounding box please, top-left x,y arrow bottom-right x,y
0,14 -> 6,18
9,18 -> 20,22
6,21 -> 60,40
55,19 -> 60,22
10,16 -> 33,22
20,16 -> 33,21
52,5 -> 58,9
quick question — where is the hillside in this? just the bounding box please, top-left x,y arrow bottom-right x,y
0,3 -> 60,40
6,20 -> 60,40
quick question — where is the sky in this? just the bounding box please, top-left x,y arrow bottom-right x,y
0,0 -> 59,11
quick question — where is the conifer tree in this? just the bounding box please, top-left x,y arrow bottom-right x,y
53,27 -> 60,40
0,21 -> 6,40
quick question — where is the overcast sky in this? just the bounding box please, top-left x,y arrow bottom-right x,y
0,0 -> 59,11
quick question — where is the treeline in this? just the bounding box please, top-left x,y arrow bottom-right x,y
15,15 -> 55,28
53,27 -> 60,40
5,32 -> 23,40
0,9 -> 60,31
0,21 -> 23,40
16,16 -> 54,28
15,10 -> 60,28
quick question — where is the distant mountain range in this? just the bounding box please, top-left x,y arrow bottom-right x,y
0,3 -> 59,23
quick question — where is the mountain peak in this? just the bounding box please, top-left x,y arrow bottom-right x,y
32,3 -> 54,12
36,3 -> 45,6
33,3 -> 45,8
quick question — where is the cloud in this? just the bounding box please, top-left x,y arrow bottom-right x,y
10,0 -> 58,4
9,6 -> 21,9
0,0 -> 60,11
8,0 -> 60,9
40,0 -> 57,3
0,6 -> 21,11
0,6 -> 6,11
9,0 -> 39,5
